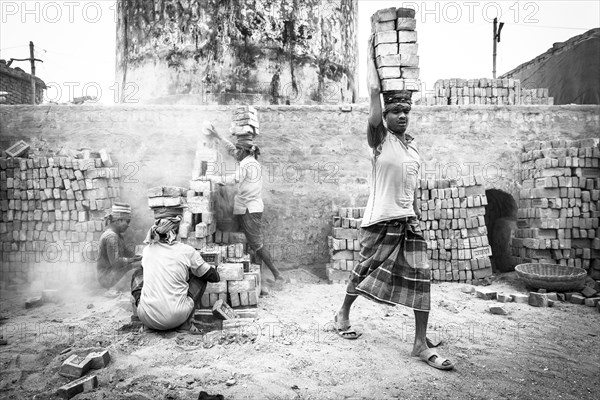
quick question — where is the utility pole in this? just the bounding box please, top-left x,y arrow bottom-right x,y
8,41 -> 43,104
492,18 -> 504,79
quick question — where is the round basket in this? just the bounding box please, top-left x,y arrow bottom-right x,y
514,263 -> 587,292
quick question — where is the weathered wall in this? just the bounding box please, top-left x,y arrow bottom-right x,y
115,0 -> 358,105
1,104 -> 599,276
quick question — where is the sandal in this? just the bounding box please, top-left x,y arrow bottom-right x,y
333,314 -> 362,340
418,348 -> 454,370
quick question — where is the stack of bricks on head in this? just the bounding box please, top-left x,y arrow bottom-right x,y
372,7 -> 420,93
230,105 -> 259,145
327,177 -> 494,285
144,106 -> 262,319
1,140 -> 120,283
511,138 -> 600,275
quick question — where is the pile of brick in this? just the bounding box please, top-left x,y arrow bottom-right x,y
469,285 -> 600,314
326,207 -> 365,284
511,138 -> 600,276
230,105 -> 259,146
371,7 -> 420,92
421,78 -> 553,106
0,152 -> 120,283
148,128 -> 262,318
417,177 -> 493,283
518,88 -> 554,105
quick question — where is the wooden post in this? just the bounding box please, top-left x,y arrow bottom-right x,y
29,41 -> 36,104
492,18 -> 497,79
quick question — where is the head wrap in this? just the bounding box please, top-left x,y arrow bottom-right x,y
383,90 -> 413,115
144,215 -> 182,245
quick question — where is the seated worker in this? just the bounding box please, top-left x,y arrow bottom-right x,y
97,202 -> 142,291
131,207 -> 220,331
205,124 -> 285,284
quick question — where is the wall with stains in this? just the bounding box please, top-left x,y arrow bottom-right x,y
2,104 -> 598,283
115,0 -> 358,105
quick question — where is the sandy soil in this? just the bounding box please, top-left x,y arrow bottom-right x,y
1,270 -> 598,400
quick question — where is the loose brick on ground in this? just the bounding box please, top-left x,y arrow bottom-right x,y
475,288 -> 497,300
529,292 -> 549,307
489,305 -> 508,315
511,294 -> 529,304
497,293 -> 512,303
59,354 -> 92,378
570,294 -> 586,305
86,350 -> 110,369
56,375 -> 98,399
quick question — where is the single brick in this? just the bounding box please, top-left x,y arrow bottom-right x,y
475,288 -> 497,300
497,293 -> 512,303
584,297 -> 600,307
529,292 -> 548,307
59,354 -> 92,378
212,299 -> 236,320
85,350 -> 110,369
25,296 -> 43,309
489,305 -> 508,315
56,374 -> 98,399
217,263 -> 244,281
581,286 -> 598,298
570,294 -> 586,305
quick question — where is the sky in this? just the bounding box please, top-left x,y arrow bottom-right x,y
1,0 -> 598,104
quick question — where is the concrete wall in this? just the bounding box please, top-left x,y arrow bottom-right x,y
1,104 -> 599,275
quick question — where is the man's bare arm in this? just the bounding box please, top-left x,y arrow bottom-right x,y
366,34 -> 384,148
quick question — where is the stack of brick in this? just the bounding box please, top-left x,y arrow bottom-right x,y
417,177 -> 493,283
0,153 -> 120,283
199,230 -> 256,310
519,88 -> 554,105
202,262 -> 261,311
230,106 -> 259,146
187,129 -> 260,317
511,138 -> 600,274
372,7 -> 420,93
184,180 -> 217,250
421,78 -> 553,106
326,207 -> 365,284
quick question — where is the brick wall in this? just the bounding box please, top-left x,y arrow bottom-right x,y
0,62 -> 46,105
0,104 -> 598,283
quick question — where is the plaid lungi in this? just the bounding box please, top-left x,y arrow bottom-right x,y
347,217 -> 431,311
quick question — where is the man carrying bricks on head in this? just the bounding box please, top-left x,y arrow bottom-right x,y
332,35 -> 454,370
206,126 -> 285,285
130,207 -> 220,332
97,202 -> 142,292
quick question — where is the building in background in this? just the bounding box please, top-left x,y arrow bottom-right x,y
115,0 -> 358,105
500,28 -> 600,105
0,60 -> 46,105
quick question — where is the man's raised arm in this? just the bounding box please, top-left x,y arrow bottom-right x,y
366,34 -> 384,148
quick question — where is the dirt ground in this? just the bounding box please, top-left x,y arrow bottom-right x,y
1,269 -> 598,400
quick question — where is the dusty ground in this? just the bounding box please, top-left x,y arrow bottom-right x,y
1,270 -> 599,400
